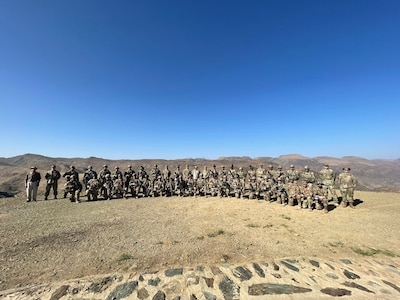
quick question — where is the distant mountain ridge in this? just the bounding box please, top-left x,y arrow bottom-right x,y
0,153 -> 399,195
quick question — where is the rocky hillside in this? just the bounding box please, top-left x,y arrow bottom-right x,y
1,153 -> 399,195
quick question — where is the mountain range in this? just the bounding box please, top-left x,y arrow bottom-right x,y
1,153 -> 399,196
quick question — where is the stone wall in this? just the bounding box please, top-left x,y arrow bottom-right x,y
2,257 -> 400,299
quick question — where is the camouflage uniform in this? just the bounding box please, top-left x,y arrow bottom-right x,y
123,165 -> 136,198
286,165 -> 300,183
273,166 -> 285,183
218,175 -> 231,197
64,175 -> 82,203
103,174 -> 114,200
285,179 -> 299,206
83,166 -> 97,189
86,178 -> 100,201
113,174 -> 124,198
63,166 -> 79,182
314,183 -> 329,213
301,166 -> 316,185
299,182 -> 313,210
338,167 -> 356,208
113,167 -> 123,180
266,165 -> 275,181
274,178 -> 287,205
44,165 -> 61,200
256,164 -> 266,182
319,164 -> 338,204
98,165 -> 111,198
260,178 -> 274,202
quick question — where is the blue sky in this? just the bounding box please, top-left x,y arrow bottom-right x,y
1,0 -> 399,160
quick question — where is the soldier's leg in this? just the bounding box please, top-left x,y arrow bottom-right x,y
26,183 -> 32,202
86,189 -> 91,201
45,184 -> 51,200
329,185 -> 338,203
307,197 -> 313,210
75,190 -> 80,203
323,199 -> 328,213
53,183 -> 58,199
348,188 -> 355,208
340,189 -> 348,207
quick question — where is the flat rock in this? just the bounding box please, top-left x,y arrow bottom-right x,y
382,280 -> 400,293
50,285 -> 69,300
232,266 -> 252,281
203,291 -> 217,300
148,277 -> 161,286
165,268 -> 183,277
219,276 -> 240,300
309,260 -> 320,268
340,259 -> 352,265
342,281 -> 374,294
281,260 -> 299,272
248,283 -> 312,295
253,263 -> 265,278
106,281 -> 138,300
137,287 -> 150,299
321,287 -> 352,297
343,269 -> 360,280
152,290 -> 166,300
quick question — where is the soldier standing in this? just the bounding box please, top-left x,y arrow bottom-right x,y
319,164 -> 338,205
63,166 -> 79,182
25,166 -> 41,202
301,166 -> 316,185
44,165 -> 61,200
123,165 -> 135,198
113,166 -> 123,180
83,165 -> 97,189
286,165 -> 300,183
338,167 -> 357,208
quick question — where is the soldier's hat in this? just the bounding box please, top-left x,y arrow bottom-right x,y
304,165 -> 309,169
268,165 -> 273,168
51,165 -> 56,168
290,165 -> 294,168
103,164 -> 108,168
324,164 -> 329,167
128,165 -> 132,168
70,165 -> 75,169
30,166 -> 37,169
277,165 -> 282,169
115,166 -> 119,169
343,167 -> 351,171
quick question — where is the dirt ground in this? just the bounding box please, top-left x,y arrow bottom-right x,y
1,190 -> 399,291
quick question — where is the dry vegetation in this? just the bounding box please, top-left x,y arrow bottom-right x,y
1,190 -> 399,291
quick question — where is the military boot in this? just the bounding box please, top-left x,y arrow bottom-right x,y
349,202 -> 355,209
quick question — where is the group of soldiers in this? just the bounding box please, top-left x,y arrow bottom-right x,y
50,163 -> 357,213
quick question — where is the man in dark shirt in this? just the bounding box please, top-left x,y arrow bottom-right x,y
25,166 -> 41,202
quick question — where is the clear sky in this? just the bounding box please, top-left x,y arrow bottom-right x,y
1,0 -> 399,160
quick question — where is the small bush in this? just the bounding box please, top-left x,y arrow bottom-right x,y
117,253 -> 133,262
208,229 -> 225,238
352,247 -> 397,257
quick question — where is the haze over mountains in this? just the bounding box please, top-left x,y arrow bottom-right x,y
1,153 -> 399,196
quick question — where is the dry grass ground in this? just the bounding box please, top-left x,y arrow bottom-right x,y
1,191 -> 399,291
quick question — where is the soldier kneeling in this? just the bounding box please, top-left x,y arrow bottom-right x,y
64,175 -> 82,203
314,183 -> 328,213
